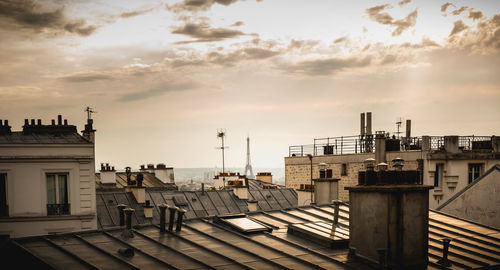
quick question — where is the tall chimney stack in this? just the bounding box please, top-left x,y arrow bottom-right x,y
57,115 -> 62,125
406,119 -> 411,138
366,112 -> 372,135
360,113 -> 365,136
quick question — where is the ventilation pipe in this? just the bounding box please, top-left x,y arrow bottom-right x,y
117,204 -> 127,227
437,238 -> 452,267
176,209 -> 187,232
159,204 -> 168,232
332,200 -> 341,225
168,206 -> 178,231
122,208 -> 135,238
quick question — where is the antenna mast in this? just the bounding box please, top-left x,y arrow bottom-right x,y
395,117 -> 403,139
216,129 -> 227,187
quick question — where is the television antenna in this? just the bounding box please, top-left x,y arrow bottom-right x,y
85,106 -> 97,121
216,129 -> 228,187
395,117 -> 403,139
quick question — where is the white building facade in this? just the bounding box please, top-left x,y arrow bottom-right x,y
0,116 -> 97,238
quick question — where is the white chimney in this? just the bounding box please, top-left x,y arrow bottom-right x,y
100,163 -> 116,184
154,163 -> 174,184
233,186 -> 248,200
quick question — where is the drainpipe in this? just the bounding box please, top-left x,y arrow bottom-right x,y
168,206 -> 178,231
117,204 -> 127,227
159,204 -> 168,232
176,209 -> 187,232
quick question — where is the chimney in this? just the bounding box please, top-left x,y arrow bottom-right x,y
247,200 -> 258,212
51,119 -> 55,125
24,119 -> 28,126
232,186 -> 248,200
143,200 -> 153,219
100,163 -> 116,184
345,167 -> 433,268
121,208 -> 135,238
405,119 -> 411,138
117,204 -> 127,227
153,163 -> 175,184
375,131 -> 386,164
313,177 -> 339,205
31,119 -> 35,125
444,136 -> 459,153
159,204 -> 168,232
175,209 -> 187,232
201,183 -> 205,195
64,119 -> 68,125
0,119 -> 11,135
256,172 -> 273,183
57,115 -> 62,125
360,113 -> 365,136
37,119 -> 41,125
168,206 -> 178,231
366,112 -> 372,135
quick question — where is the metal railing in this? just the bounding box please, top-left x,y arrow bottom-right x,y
289,135 -> 494,157
47,203 -> 70,215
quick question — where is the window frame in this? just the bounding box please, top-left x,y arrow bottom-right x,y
0,172 -> 8,217
341,163 -> 348,176
46,172 -> 70,215
433,163 -> 444,189
468,163 -> 483,184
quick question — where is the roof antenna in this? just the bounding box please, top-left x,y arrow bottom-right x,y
216,129 -> 228,188
395,117 -> 403,139
85,106 -> 97,121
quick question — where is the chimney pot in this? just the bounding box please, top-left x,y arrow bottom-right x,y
31,119 -> 35,125
117,204 -> 127,227
168,206 -> 178,231
159,204 -> 168,232
64,119 -> 68,125
24,119 -> 28,126
124,208 -> 135,230
37,119 -> 41,125
140,165 -> 145,170
0,120 -> 2,126
201,183 -> 205,195
57,115 -> 62,125
332,200 -> 342,225
4,120 -> 7,126
51,119 -> 55,125
176,209 -> 187,232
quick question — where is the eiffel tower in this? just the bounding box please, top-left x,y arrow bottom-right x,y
244,136 -> 255,179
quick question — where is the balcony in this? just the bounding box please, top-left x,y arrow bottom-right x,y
47,204 -> 70,215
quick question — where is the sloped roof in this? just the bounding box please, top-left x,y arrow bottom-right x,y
247,178 -> 284,190
7,205 -> 500,269
96,188 -> 298,229
95,172 -> 177,190
0,131 -> 90,144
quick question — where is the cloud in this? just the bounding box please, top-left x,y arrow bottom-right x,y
392,10 -> 418,36
398,0 -> 411,7
441,3 -> 455,13
117,82 -> 199,102
288,39 -> 320,51
381,54 -> 397,65
468,10 -> 483,20
366,5 -> 418,36
172,22 -> 246,43
119,8 -> 154,18
0,0 -> 98,36
452,6 -> 468,16
278,56 -> 372,76
230,21 -> 244,27
446,14 -> 500,54
208,47 -> 280,65
333,36 -> 348,44
167,0 -> 259,13
366,4 -> 394,24
450,20 -> 468,36
60,73 -> 114,83
399,37 -> 440,49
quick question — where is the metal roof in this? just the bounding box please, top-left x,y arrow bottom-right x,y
96,188 -> 298,229
0,131 -> 90,144
95,173 -> 178,190
5,204 -> 500,269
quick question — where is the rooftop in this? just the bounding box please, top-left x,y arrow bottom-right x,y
6,204 -> 500,269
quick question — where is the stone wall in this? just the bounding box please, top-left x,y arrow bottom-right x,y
285,151 -> 421,202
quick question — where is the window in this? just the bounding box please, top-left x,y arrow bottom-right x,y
319,169 -> 333,178
468,164 -> 483,184
0,173 -> 7,217
341,164 -> 348,176
46,173 -> 69,215
434,164 -> 443,188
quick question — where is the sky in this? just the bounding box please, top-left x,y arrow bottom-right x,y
0,0 -> 499,169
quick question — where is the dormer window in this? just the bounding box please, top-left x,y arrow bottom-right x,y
46,173 -> 69,215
